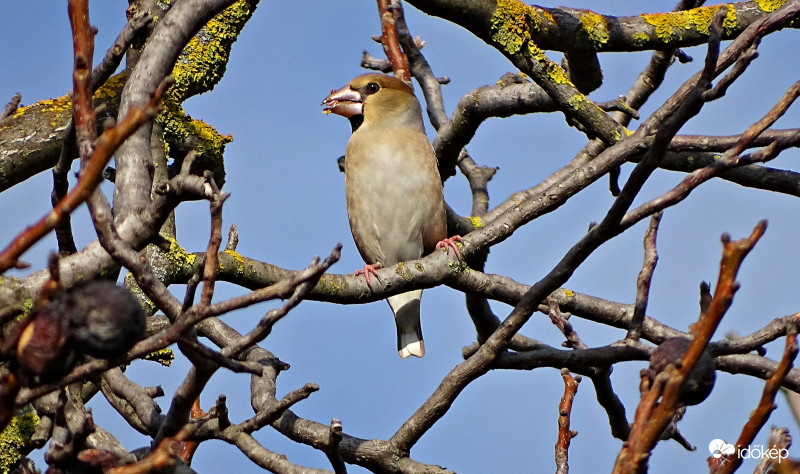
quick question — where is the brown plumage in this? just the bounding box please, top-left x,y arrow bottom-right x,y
323,73 -> 454,358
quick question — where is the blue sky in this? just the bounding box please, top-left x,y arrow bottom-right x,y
1,1 -> 800,472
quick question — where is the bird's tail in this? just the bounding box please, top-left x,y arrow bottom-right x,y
387,290 -> 425,359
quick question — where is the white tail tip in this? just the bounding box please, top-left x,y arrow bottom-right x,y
398,339 -> 425,359
388,290 -> 425,359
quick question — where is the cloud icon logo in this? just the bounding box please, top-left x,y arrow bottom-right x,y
708,439 -> 735,458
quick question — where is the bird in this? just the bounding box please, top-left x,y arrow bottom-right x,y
322,73 -> 461,358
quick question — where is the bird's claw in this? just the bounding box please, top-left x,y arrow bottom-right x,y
355,263 -> 382,287
436,236 -> 464,260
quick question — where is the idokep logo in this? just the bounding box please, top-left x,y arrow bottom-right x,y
708,439 -> 789,461
708,439 -> 734,459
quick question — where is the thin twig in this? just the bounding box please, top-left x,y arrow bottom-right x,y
214,395 -> 230,429
713,330 -> 798,473
555,369 -> 580,474
68,0 -> 97,163
753,426 -> 793,474
225,224 -> 239,251
108,426 -> 193,474
0,93 -> 21,122
325,418 -> 347,474
51,123 -> 79,256
704,41 -> 759,101
50,10 -> 154,256
191,245 -> 342,323
178,399 -> 206,464
238,383 -> 320,434
92,11 -> 153,91
628,212 -> 662,340
615,221 -> 767,473
391,0 -> 447,129
589,369 -> 632,441
376,0 -> 410,83
201,191 -> 227,306
224,250 -> 341,355
548,299 -> 586,350
734,81 -> 800,155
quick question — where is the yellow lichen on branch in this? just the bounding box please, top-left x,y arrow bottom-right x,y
167,0 -> 258,102
576,10 -> 610,49
754,0 -> 789,13
153,0 -> 256,187
0,407 -> 38,473
643,5 -> 737,43
143,348 -> 175,367
490,0 -> 541,55
158,100 -> 232,186
489,0 -> 571,86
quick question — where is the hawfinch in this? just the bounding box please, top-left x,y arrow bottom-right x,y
323,73 -> 459,359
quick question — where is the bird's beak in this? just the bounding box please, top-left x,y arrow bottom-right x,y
322,85 -> 363,118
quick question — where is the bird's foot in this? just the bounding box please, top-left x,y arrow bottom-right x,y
436,236 -> 464,259
355,263 -> 382,287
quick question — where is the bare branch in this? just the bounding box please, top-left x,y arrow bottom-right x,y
734,81 -> 800,155
616,221 -> 767,473
713,330 -> 799,473
376,0 -> 410,83
200,191 -> 227,306
0,92 -> 21,122
100,367 -> 164,437
555,370 -> 580,474
628,212 -> 662,340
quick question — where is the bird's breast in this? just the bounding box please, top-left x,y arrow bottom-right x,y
343,127 -> 446,265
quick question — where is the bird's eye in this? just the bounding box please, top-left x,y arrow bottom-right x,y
366,82 -> 380,94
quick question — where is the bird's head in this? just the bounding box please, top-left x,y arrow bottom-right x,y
322,73 -> 423,131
